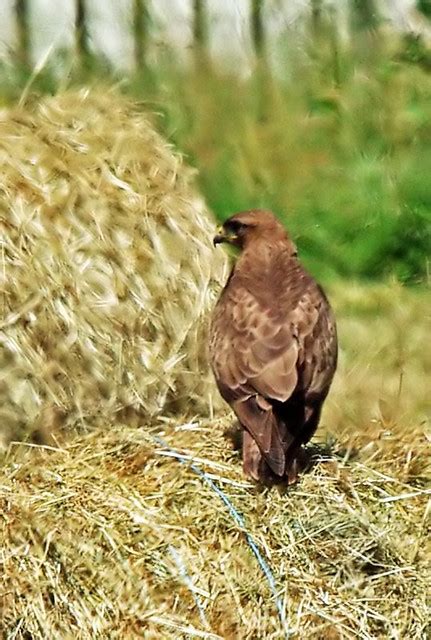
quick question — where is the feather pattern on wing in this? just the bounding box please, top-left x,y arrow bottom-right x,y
209,209 -> 337,483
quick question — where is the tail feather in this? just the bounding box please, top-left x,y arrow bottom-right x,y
234,395 -> 295,477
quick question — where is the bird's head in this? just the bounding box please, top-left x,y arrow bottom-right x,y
213,209 -> 294,252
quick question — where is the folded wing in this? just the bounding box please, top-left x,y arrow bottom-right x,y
210,254 -> 322,476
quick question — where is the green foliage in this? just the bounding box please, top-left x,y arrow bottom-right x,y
417,0 -> 431,18
131,46 -> 430,283
1,23 -> 430,283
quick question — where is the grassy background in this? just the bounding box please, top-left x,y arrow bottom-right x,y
1,17 -> 430,284
131,54 -> 430,283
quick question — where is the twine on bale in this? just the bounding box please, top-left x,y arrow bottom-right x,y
153,434 -> 291,639
168,544 -> 210,630
1,417 -> 429,636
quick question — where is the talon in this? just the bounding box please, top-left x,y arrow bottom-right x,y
286,457 -> 300,485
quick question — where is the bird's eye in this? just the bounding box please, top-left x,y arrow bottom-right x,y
228,221 -> 247,233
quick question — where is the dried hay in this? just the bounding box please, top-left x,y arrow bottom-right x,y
1,283 -> 429,639
0,89 -> 227,445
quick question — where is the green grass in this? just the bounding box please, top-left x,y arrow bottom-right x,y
1,25 -> 430,283
132,55 -> 430,284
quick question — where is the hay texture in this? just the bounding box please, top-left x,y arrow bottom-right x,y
1,282 -> 429,639
1,416 -> 429,640
0,89 -> 227,445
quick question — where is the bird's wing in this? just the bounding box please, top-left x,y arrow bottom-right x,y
294,285 -> 338,402
210,256 -> 321,475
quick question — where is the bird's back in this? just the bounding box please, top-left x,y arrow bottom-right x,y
209,227 -> 337,483
210,245 -> 337,395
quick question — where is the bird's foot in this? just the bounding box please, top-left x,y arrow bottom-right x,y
285,458 -> 300,485
285,447 -> 312,485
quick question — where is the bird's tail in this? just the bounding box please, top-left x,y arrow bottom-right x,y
234,396 -> 290,476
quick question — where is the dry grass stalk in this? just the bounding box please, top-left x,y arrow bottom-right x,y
1,211 -> 429,638
0,88 -> 228,446
1,411 -> 429,639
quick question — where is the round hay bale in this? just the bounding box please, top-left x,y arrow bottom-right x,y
0,89 -> 228,445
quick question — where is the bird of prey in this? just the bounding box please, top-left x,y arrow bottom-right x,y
209,209 -> 337,484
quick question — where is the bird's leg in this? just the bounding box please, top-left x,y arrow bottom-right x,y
285,458 -> 300,485
242,429 -> 283,484
284,402 -> 324,483
285,445 -> 310,485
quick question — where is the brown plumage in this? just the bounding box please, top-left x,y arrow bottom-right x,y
209,209 -> 337,484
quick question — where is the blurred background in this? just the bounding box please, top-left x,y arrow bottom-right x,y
0,0 -> 430,282
1,6 -> 430,636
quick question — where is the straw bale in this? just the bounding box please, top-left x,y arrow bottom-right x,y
1,415 -> 428,639
0,89 -> 228,445
0,245 -> 429,638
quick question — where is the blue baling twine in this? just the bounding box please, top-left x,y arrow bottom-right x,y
168,544 -> 209,629
153,434 -> 290,638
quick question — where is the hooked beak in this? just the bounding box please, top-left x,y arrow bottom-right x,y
213,226 -> 225,246
213,227 -> 237,247
213,232 -> 225,246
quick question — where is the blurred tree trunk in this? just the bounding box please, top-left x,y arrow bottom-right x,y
193,0 -> 208,68
133,0 -> 149,71
193,0 -> 207,47
309,0 -> 324,64
251,0 -> 265,61
351,0 -> 379,32
350,0 -> 381,62
328,7 -> 341,87
15,0 -> 30,68
75,0 -> 90,64
250,0 -> 271,122
308,2 -> 342,89
310,0 -> 323,38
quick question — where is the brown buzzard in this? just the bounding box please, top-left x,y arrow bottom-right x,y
209,210 -> 337,484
